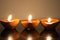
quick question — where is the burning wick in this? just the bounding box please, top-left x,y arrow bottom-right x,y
28,14 -> 32,23
8,15 -> 12,22
8,36 -> 13,40
45,17 -> 54,24
46,35 -> 52,40
48,17 -> 51,23
7,14 -> 14,22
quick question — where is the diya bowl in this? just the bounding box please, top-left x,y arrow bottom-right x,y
0,18 -> 20,29
40,18 -> 59,30
21,19 -> 40,28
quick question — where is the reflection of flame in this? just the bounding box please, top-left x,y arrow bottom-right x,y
8,14 -> 12,22
48,17 -> 51,23
28,14 -> 32,23
46,35 -> 52,40
27,35 -> 32,40
8,36 -> 13,40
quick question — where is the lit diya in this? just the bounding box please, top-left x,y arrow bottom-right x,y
0,14 -> 20,29
40,17 -> 59,30
21,14 -> 40,30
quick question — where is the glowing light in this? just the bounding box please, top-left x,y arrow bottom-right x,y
45,17 -> 54,24
46,35 -> 52,40
28,14 -> 32,23
27,35 -> 32,40
8,36 -> 13,40
48,17 -> 51,23
8,14 -> 12,22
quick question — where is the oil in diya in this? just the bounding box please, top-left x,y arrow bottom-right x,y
0,14 -> 20,29
40,17 -> 59,30
21,14 -> 40,30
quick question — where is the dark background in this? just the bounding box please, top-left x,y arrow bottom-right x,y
0,0 -> 60,40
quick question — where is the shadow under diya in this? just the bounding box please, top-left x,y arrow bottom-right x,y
0,18 -> 20,29
21,29 -> 40,40
0,29 -> 20,40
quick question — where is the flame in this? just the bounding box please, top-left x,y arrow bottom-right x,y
27,35 -> 32,40
8,14 -> 12,22
8,36 -> 13,40
48,17 -> 51,23
28,14 -> 32,23
46,35 -> 52,40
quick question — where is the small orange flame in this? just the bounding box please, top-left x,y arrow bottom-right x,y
8,14 -> 12,22
28,14 -> 32,23
48,17 -> 51,23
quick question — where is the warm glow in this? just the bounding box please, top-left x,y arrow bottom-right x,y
45,17 -> 53,24
48,17 -> 51,23
8,14 -> 12,22
46,35 -> 52,40
27,35 -> 32,40
8,36 -> 13,40
28,14 -> 32,23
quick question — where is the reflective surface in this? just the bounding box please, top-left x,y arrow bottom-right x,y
0,28 -> 60,40
40,29 -> 60,40
0,29 -> 20,40
21,28 -> 40,40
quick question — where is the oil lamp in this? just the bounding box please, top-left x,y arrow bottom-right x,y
0,14 -> 20,29
21,14 -> 40,30
40,17 -> 59,30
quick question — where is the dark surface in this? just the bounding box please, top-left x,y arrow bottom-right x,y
0,28 -> 60,40
0,23 -> 60,40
